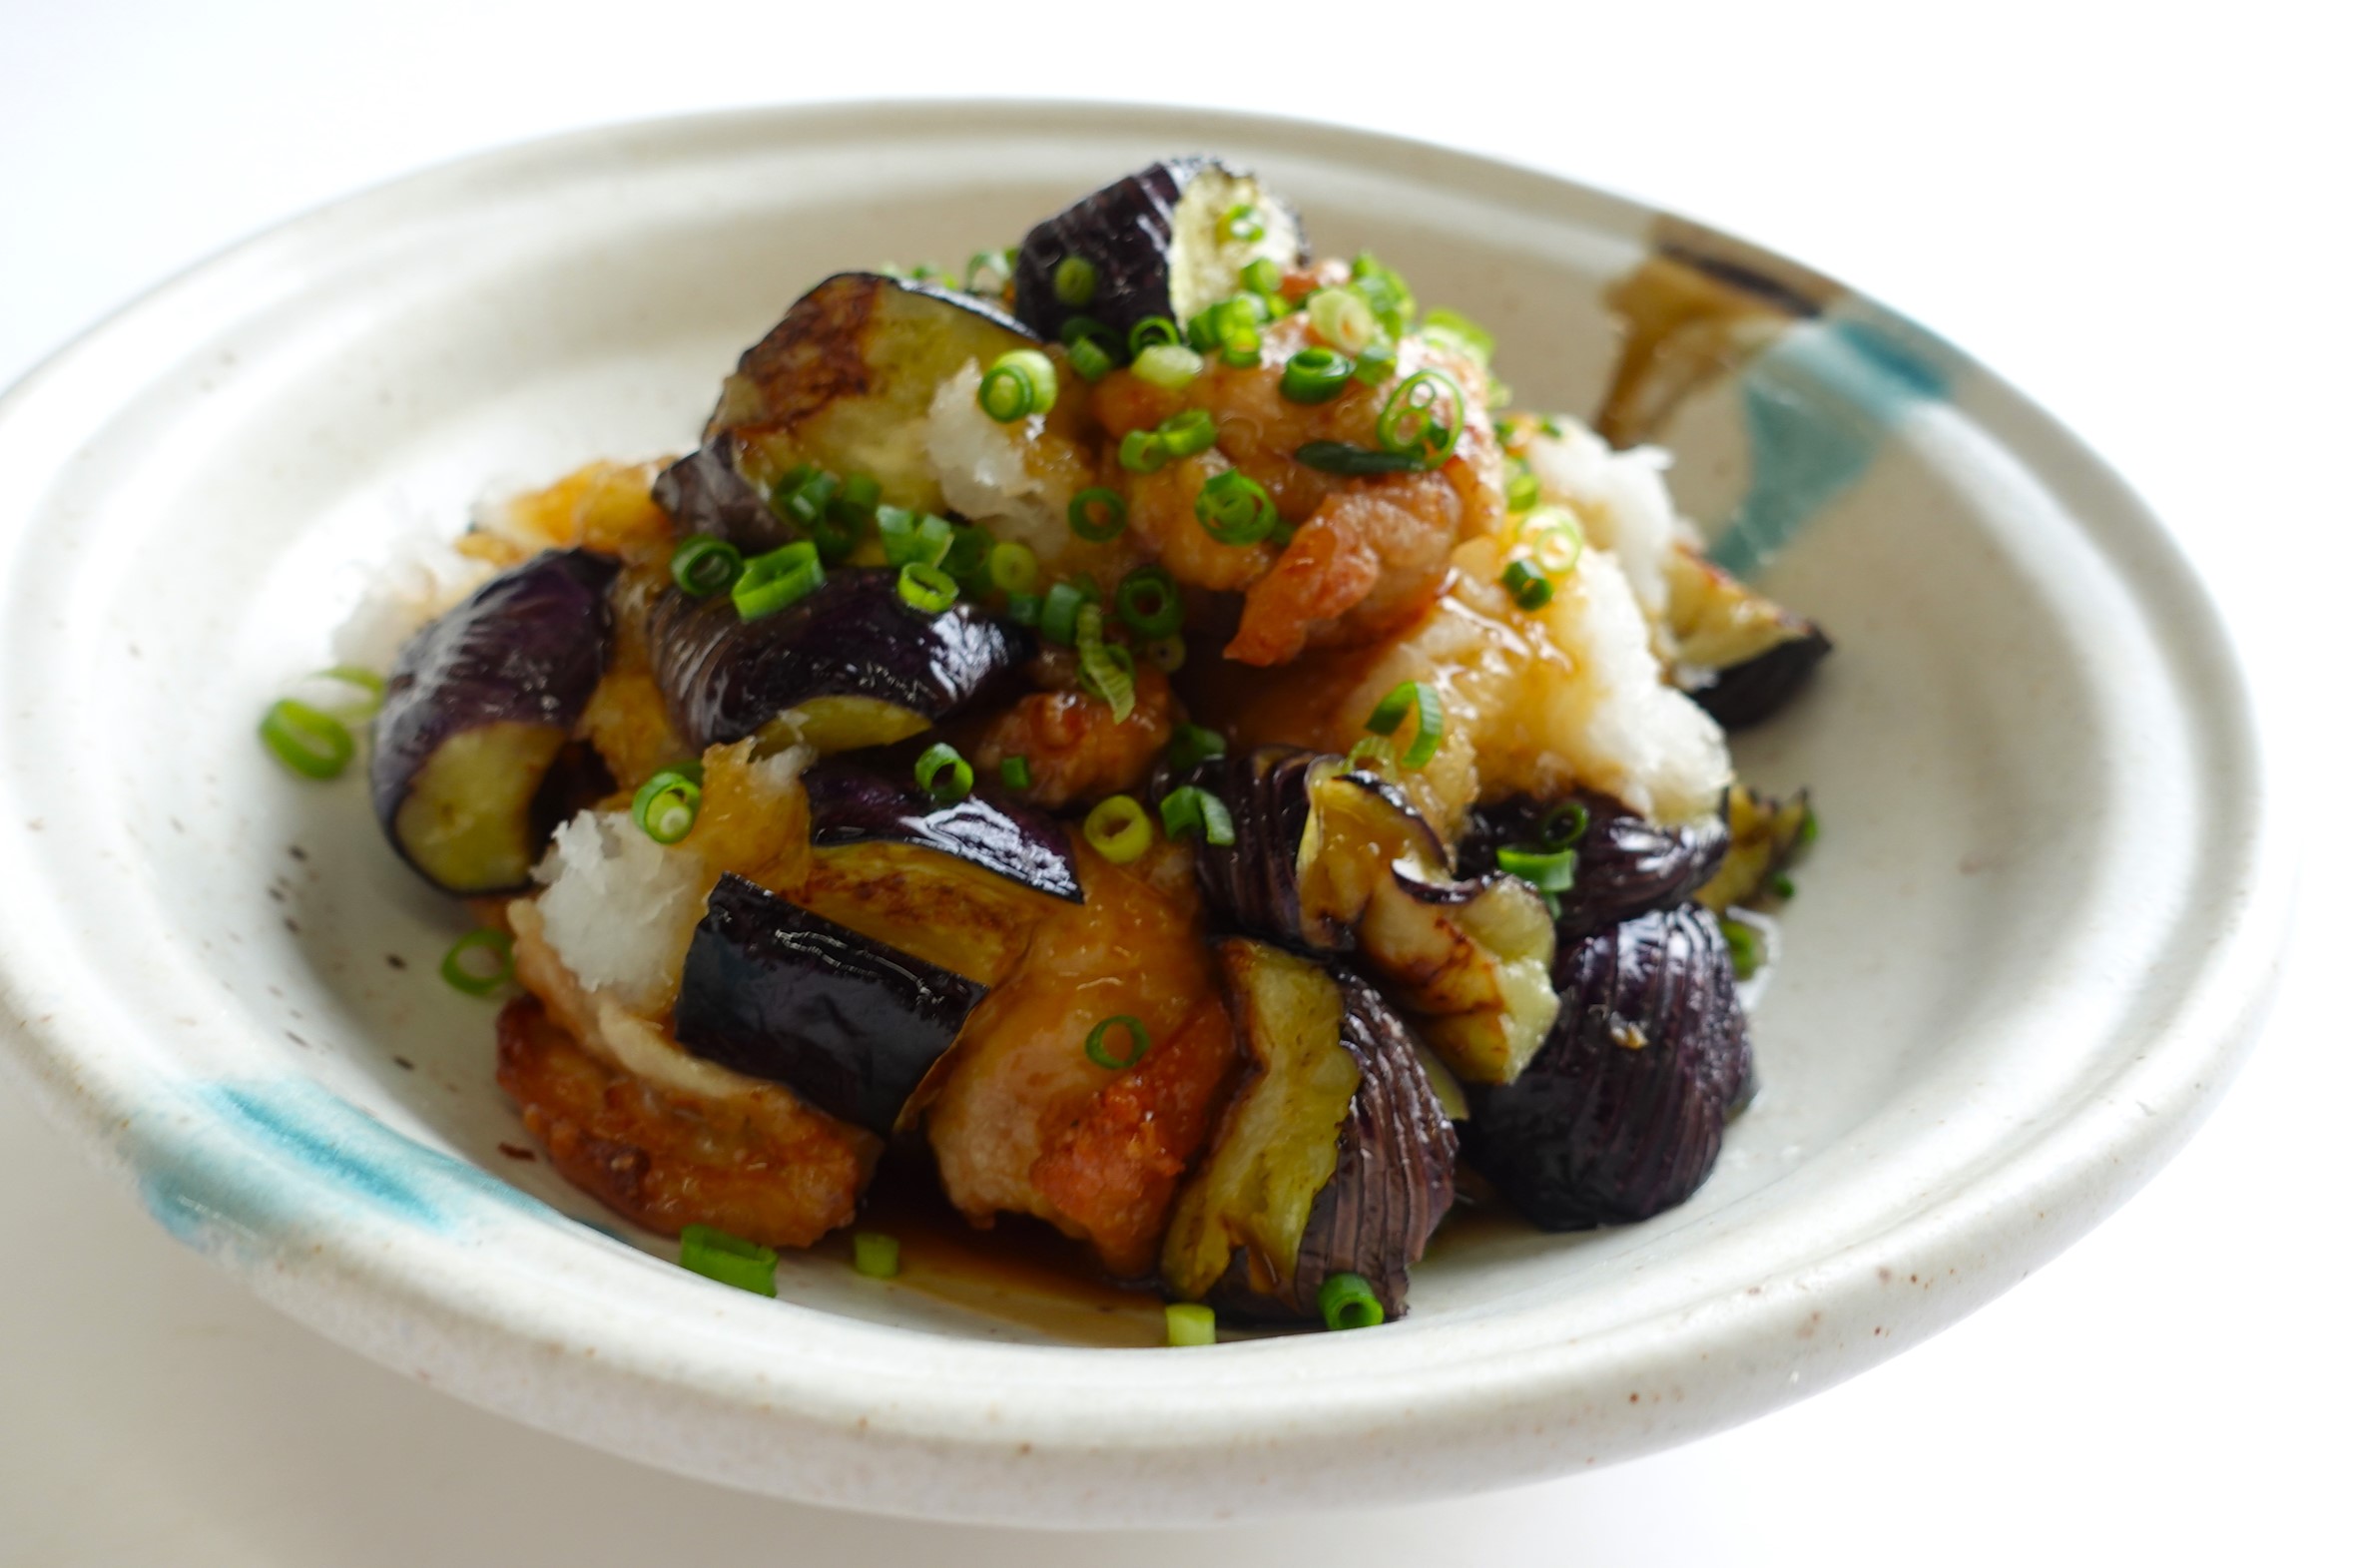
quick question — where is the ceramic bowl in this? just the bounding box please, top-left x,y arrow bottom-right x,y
0,103 -> 2286,1525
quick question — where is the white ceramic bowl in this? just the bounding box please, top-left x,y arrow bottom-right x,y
0,103 -> 2286,1525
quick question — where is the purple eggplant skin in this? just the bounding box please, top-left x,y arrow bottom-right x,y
1461,792 -> 1730,938
645,568 -> 1032,752
1161,939 -> 1455,1322
1012,159 -> 1309,346
803,762 -> 1082,903
674,872 -> 988,1136
1687,628 -> 1834,730
1184,746 -> 1348,950
1463,903 -> 1752,1232
370,548 -> 619,895
1289,964 -> 1459,1318
648,436 -> 792,556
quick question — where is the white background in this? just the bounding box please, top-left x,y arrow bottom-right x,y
2,2 -> 2347,1561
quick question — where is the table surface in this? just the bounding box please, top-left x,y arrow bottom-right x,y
3,2 -> 2346,1561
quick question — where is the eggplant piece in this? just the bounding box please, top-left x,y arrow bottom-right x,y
674,872 -> 987,1136
1161,939 -> 1455,1321
1012,159 -> 1309,347
803,762 -> 1082,903
1461,792 -> 1730,938
1464,903 -> 1751,1231
648,436 -> 784,555
646,568 -> 1030,754
1665,545 -> 1832,729
1187,748 -> 1558,1086
662,272 -> 1041,521
370,549 -> 618,895
1693,783 -> 1812,914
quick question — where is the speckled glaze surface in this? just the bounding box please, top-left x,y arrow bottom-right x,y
0,103 -> 2286,1525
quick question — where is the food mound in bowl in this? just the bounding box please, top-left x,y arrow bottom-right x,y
305,159 -> 1828,1338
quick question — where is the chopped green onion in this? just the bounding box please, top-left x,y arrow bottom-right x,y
1421,306 -> 1496,367
1501,558 -> 1554,612
732,540 -> 824,621
1084,1014 -> 1152,1070
1144,634 -> 1186,672
679,1224 -> 778,1298
1074,604 -> 1137,722
1067,333 -> 1115,383
1241,257 -> 1284,296
1060,313 -> 1115,350
1194,469 -> 1280,546
1129,316 -> 1182,355
631,769 -> 703,844
1115,565 -> 1184,639
1157,408 -> 1218,458
1307,287 -> 1380,354
671,535 -> 745,597
1520,507 -> 1585,575
897,561 -> 959,613
1346,735 -> 1395,773
879,507 -> 954,569
1068,487 -> 1129,542
286,664 -> 385,726
999,755 -> 1033,790
1219,205 -> 1264,244
1540,799 -> 1591,848
987,539 -> 1040,595
1350,340 -> 1399,386
914,742 -> 973,804
1166,723 -> 1227,774
1158,785 -> 1235,847
1504,460 -> 1540,513
259,699 -> 355,781
852,1231 -> 900,1280
1365,680 -> 1444,770
1280,347 -> 1354,404
1040,577 -> 1099,645
778,468 -> 842,530
1132,342 -> 1203,389
1317,1271 -> 1384,1331
1771,872 -> 1798,900
1118,429 -> 1171,474
978,348 -> 1057,421
1495,844 -> 1578,892
1798,805 -> 1821,846
1218,320 -> 1262,369
1004,591 -> 1042,627
1165,1303 -> 1218,1347
965,248 -> 1016,292
1082,794 -> 1153,864
941,523 -> 994,590
1375,370 -> 1465,467
1292,440 -> 1420,476
1723,917 -> 1762,980
1053,255 -> 1098,307
439,928 -> 514,997
1349,253 -> 1417,337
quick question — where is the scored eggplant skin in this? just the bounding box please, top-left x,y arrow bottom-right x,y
1665,546 -> 1832,730
646,568 -> 1031,753
1012,158 -> 1308,346
1162,939 -> 1455,1321
661,272 -> 1040,519
1185,746 -> 1558,1086
370,548 -> 619,895
674,872 -> 988,1136
802,762 -> 1083,904
1462,791 -> 1730,938
1464,903 -> 1752,1231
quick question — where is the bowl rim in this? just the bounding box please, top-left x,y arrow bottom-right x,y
0,99 -> 2293,1523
